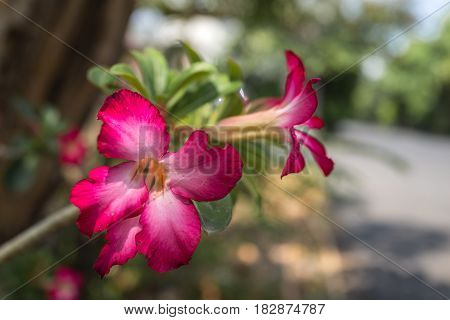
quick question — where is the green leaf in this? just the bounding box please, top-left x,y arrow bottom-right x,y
166,62 -> 217,102
180,41 -> 203,63
194,194 -> 233,233
170,81 -> 219,118
169,78 -> 242,119
227,58 -> 243,81
110,63 -> 149,97
131,48 -> 168,100
87,66 -> 118,93
216,79 -> 242,96
209,93 -> 244,124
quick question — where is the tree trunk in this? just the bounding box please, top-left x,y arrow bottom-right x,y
0,0 -> 134,239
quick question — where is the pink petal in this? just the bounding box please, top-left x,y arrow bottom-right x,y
282,51 -> 306,103
58,128 -> 86,165
281,128 -> 305,178
263,97 -> 282,108
70,162 -> 148,236
242,51 -> 306,113
276,78 -> 320,128
59,128 -> 80,143
217,108 -> 279,127
218,52 -> 317,129
303,116 -> 324,129
97,89 -> 169,161
163,130 -> 242,202
136,190 -> 201,273
282,68 -> 306,103
47,267 -> 83,300
285,50 -> 305,73
94,216 -> 141,277
244,97 -> 281,113
297,131 -> 334,176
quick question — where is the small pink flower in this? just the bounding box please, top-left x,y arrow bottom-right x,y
219,50 -> 333,178
70,89 -> 242,276
47,267 -> 83,300
58,128 -> 87,165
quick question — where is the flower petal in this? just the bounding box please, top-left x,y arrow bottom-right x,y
47,267 -> 83,300
97,89 -> 169,161
163,130 -> 242,202
94,216 -> 141,277
241,51 -> 306,113
282,51 -> 306,103
58,128 -> 86,165
297,131 -> 334,176
285,50 -> 305,73
70,162 -> 148,236
276,78 -> 320,128
244,97 -> 280,113
281,128 -> 305,178
217,108 -> 278,127
303,116 -> 324,129
282,68 -> 306,103
136,190 -> 201,273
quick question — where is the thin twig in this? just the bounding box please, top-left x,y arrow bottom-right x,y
0,205 -> 77,264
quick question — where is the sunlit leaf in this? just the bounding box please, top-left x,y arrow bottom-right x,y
169,77 -> 241,119
209,93 -> 244,124
227,58 -> 243,81
87,66 -> 118,93
131,48 -> 168,101
180,41 -> 203,63
166,62 -> 217,102
170,81 -> 219,118
110,63 -> 149,97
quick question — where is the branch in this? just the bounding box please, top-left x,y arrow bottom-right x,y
0,205 -> 78,264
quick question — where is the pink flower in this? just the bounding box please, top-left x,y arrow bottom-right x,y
58,128 -> 87,165
70,89 -> 242,276
219,50 -> 333,178
47,267 -> 83,300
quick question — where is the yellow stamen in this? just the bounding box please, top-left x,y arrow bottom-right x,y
132,158 -> 167,193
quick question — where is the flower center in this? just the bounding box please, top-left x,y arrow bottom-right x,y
132,158 -> 167,192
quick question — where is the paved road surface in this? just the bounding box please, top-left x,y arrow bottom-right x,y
328,121 -> 450,299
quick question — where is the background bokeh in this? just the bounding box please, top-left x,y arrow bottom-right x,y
0,0 -> 449,299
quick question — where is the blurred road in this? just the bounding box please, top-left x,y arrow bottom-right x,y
328,121 -> 450,299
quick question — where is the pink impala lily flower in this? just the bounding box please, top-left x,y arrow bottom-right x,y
58,128 -> 87,165
47,266 -> 83,300
218,50 -> 333,178
70,89 -> 242,276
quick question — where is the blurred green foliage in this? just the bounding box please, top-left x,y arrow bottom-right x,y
3,99 -> 67,191
355,22 -> 450,132
141,0 -> 450,133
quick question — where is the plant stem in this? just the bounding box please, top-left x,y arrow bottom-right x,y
0,205 -> 77,264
